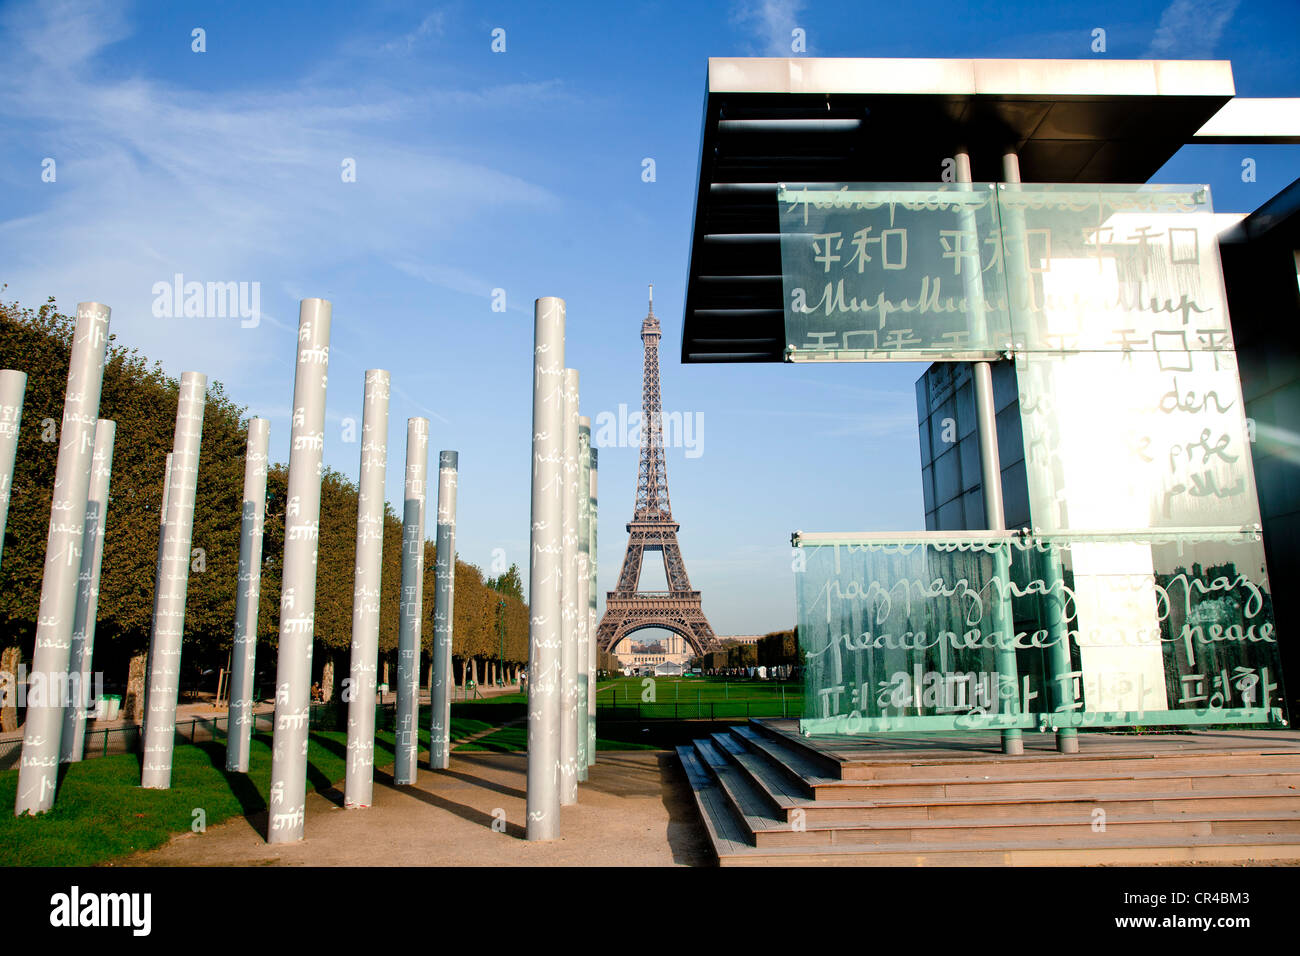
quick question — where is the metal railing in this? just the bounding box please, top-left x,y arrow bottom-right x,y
595,699 -> 797,721
0,701 -> 403,771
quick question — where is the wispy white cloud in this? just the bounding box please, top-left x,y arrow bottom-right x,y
380,10 -> 447,54
2,0 -> 131,69
1146,0 -> 1241,58
392,259 -> 529,313
0,0 -> 560,378
732,0 -> 807,57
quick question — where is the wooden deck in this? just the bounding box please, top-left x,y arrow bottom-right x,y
677,720 -> 1300,866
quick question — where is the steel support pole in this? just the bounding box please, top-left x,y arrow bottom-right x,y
1040,544 -> 1079,752
395,417 -> 428,785
588,447 -> 597,765
141,371 -> 207,787
0,371 -> 24,733
428,447 -> 460,770
1002,149 -> 1078,754
15,303 -> 110,814
62,419 -> 115,762
527,297 -> 565,840
429,449 -> 458,770
143,452 -> 174,721
559,368 -> 580,805
955,150 -> 1022,756
226,417 -> 270,773
267,299 -> 331,842
576,417 -> 591,780
344,371 -> 390,804
0,370 -> 26,573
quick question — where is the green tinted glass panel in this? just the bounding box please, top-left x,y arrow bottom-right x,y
795,532 -> 1286,735
998,184 -> 1232,353
1015,349 -> 1261,532
779,183 -> 1231,361
778,184 -> 1010,361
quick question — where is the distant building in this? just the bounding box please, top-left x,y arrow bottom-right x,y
916,361 -> 1029,531
613,631 -> 692,672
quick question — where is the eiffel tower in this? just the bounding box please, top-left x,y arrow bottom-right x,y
596,287 -> 719,659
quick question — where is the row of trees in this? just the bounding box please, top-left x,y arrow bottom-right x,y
701,629 -> 801,672
0,295 -> 530,724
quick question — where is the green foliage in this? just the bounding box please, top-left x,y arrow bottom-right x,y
0,293 -> 530,696
486,563 -> 523,602
701,628 -> 801,671
0,297 -> 247,675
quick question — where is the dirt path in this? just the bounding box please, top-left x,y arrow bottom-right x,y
116,750 -> 712,867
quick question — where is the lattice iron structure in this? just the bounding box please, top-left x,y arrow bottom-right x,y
596,289 -> 718,659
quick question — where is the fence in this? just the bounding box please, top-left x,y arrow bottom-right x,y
596,699 -> 796,721
0,701 -> 402,771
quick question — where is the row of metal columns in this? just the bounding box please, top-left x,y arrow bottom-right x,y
527,296 -> 599,840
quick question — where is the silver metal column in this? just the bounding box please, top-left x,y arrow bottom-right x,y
430,449 -> 458,770
267,299 -> 331,843
0,370 -> 26,573
143,452 -> 174,721
0,371 -> 24,736
972,360 -> 1007,528
141,371 -> 208,788
1002,149 -> 1075,754
15,303 -> 110,815
527,297 -> 565,840
61,419 -> 115,762
576,417 -> 591,780
344,371 -> 389,806
226,417 -> 270,773
394,416 -> 428,785
559,368 -> 579,805
956,149 -> 1021,756
587,446 -> 598,766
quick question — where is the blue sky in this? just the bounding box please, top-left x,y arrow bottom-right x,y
1,0 -> 1297,638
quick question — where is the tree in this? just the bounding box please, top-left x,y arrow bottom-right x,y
1,296 -> 247,697
486,563 -> 523,602
0,292 -> 531,717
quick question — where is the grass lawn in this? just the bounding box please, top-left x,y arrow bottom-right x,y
598,675 -> 801,700
0,717 -> 489,867
596,675 -> 804,718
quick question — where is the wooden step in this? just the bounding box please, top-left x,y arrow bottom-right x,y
730,724 -> 835,797
833,751 -> 1300,782
716,728 -> 1300,825
674,745 -> 746,863
707,729 -> 1300,817
714,831 -> 1300,866
691,738 -> 789,836
698,732 -> 1300,847
709,731 -> 806,813
796,786 -> 1300,825
747,720 -> 1300,780
748,810 -> 1300,849
681,727 -> 1300,866
722,723 -> 1300,816
805,769 -> 1300,802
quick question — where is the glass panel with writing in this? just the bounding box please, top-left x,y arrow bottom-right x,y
1035,531 -> 1285,726
1015,350 -> 1261,532
778,184 -> 1010,361
795,532 -> 1286,735
998,184 -> 1232,353
796,536 -> 1031,734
